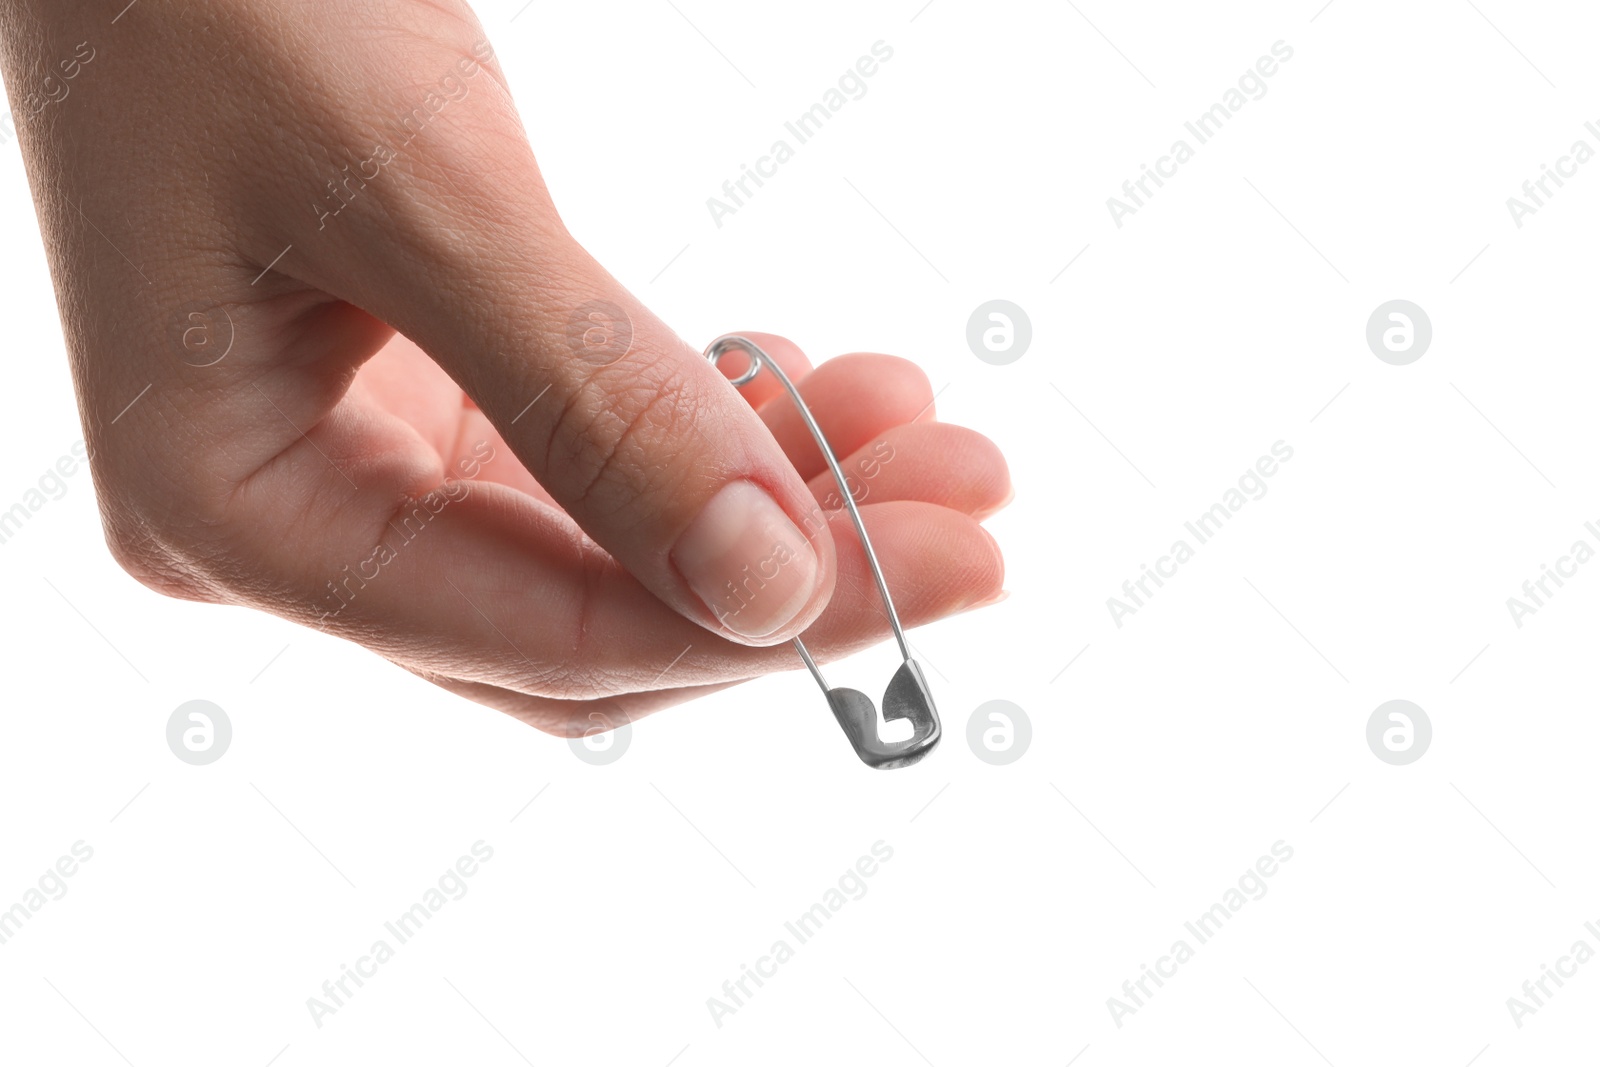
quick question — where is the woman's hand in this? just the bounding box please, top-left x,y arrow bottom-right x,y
0,0 -> 1008,734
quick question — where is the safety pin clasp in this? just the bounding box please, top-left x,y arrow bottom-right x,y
822,659 -> 941,770
704,333 -> 943,770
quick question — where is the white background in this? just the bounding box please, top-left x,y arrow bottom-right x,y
2,0 -> 1599,1063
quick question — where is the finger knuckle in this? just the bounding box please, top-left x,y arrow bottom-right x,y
545,362 -> 699,518
100,505 -> 211,600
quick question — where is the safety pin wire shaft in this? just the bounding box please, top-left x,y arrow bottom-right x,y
704,336 -> 914,691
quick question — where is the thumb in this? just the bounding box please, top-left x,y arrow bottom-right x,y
280,147 -> 834,646
524,253 -> 841,645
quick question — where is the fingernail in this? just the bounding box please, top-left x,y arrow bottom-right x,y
671,480 -> 821,639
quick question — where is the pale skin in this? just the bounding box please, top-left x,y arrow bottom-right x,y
0,0 -> 1010,736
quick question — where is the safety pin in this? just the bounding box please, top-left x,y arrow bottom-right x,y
704,334 -> 941,769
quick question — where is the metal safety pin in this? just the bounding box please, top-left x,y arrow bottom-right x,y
704,334 -> 941,770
